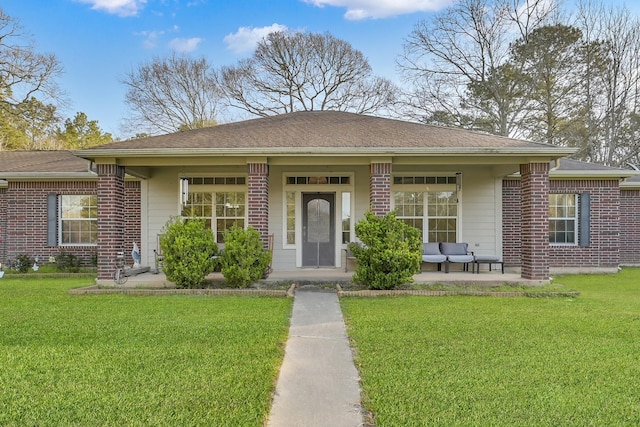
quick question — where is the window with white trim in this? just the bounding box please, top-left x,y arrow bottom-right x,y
393,191 -> 457,243
181,177 -> 246,243
286,191 -> 295,245
549,194 -> 578,244
341,192 -> 351,244
59,195 -> 97,245
426,191 -> 457,243
393,175 -> 459,243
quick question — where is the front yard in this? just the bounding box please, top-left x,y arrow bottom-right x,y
0,277 -> 291,426
341,268 -> 640,426
2,270 -> 639,426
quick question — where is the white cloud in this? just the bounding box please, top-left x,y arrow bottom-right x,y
76,0 -> 147,17
135,29 -> 164,48
303,0 -> 454,20
168,37 -> 203,53
135,25 -> 180,49
224,24 -> 289,54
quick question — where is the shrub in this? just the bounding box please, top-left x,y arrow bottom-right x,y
57,252 -> 81,273
159,217 -> 218,288
220,226 -> 271,288
349,211 -> 422,290
14,254 -> 33,273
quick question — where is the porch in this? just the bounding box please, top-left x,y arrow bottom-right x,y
98,267 -> 546,288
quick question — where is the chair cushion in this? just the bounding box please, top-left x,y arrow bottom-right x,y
422,254 -> 447,263
440,242 -> 468,255
474,255 -> 501,262
447,254 -> 474,263
422,243 -> 442,255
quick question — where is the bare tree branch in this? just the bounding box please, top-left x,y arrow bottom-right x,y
0,9 -> 64,120
121,53 -> 221,135
219,31 -> 398,117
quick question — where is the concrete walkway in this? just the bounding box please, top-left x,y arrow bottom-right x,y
267,287 -> 363,427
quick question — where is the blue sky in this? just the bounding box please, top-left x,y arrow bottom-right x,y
2,0 -> 638,138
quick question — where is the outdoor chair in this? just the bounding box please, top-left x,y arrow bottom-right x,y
440,242 -> 474,273
421,243 -> 447,272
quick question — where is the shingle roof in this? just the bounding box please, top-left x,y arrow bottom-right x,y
82,111 -> 561,151
0,150 -> 91,174
554,158 -> 626,172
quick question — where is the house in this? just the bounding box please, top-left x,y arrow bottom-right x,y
1,111 -> 638,282
0,150 -> 141,269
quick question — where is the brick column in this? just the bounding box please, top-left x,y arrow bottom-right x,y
97,164 -> 125,280
247,162 -> 269,245
370,162 -> 392,216
520,162 -> 549,280
0,187 -> 6,265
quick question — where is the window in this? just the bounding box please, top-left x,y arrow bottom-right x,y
394,191 -> 424,232
183,192 -> 213,228
59,195 -> 97,245
182,184 -> 247,243
215,192 -> 245,243
394,190 -> 457,243
427,191 -> 457,243
341,192 -> 351,243
286,192 -> 296,245
286,176 -> 350,185
549,194 -> 577,244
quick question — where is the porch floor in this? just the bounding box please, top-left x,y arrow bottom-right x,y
99,266 -> 545,288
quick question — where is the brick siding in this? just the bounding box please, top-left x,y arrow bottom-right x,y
620,189 -> 640,265
370,162 -> 392,215
2,179 -> 140,272
502,180 -> 521,267
0,187 -> 6,265
504,178 -> 623,269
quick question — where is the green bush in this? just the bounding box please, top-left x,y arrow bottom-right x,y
14,254 -> 33,273
159,217 -> 218,288
57,252 -> 81,273
349,211 -> 422,290
220,226 -> 271,288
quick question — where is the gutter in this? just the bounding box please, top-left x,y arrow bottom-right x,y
507,170 -> 640,180
73,146 -> 577,159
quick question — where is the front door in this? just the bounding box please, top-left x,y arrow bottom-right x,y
302,193 -> 335,267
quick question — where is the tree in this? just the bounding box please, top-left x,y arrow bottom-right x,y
398,0 -> 556,136
573,1 -> 640,166
219,31 -> 398,117
56,112 -> 113,149
122,53 -> 221,135
0,97 -> 61,150
510,24 -> 585,145
0,10 -> 64,124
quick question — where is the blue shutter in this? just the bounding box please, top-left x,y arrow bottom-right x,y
579,193 -> 590,247
47,194 -> 57,246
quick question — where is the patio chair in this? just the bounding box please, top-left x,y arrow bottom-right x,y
421,243 -> 446,272
440,242 -> 474,273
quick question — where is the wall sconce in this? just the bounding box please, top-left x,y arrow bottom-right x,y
456,172 -> 462,192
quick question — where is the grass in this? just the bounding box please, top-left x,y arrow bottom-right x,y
341,268 -> 640,426
0,277 -> 292,426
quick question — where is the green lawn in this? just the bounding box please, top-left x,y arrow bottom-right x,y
341,269 -> 640,426
0,278 -> 292,426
